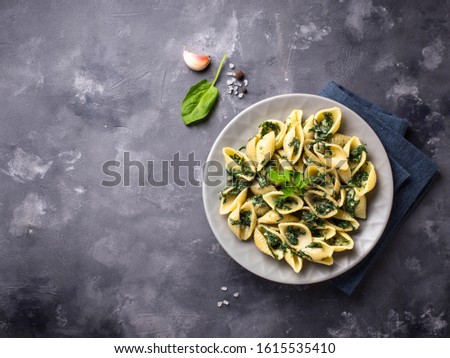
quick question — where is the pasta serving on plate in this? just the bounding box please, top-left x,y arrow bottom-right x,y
219,107 -> 377,273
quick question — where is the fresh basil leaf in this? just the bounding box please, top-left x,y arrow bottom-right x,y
181,54 -> 227,125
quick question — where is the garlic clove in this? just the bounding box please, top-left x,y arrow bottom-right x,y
183,48 -> 211,71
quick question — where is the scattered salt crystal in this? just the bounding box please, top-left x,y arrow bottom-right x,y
233,85 -> 238,91
221,286 -> 227,291
223,300 -> 229,306
226,79 -> 234,85
235,81 -> 242,87
233,292 -> 240,298
227,88 -> 233,94
227,71 -> 234,76
243,79 -> 248,86
229,63 -> 235,69
233,90 -> 238,95
238,93 -> 244,98
217,302 -> 223,307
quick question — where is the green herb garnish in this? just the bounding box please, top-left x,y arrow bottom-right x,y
288,137 -> 301,155
181,54 -> 227,125
349,145 -> 367,163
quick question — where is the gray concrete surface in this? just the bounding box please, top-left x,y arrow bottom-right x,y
0,0 -> 449,337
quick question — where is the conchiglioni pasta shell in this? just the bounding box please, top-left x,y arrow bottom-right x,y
263,191 -> 304,215
258,120 -> 287,149
354,194 -> 367,219
311,224 -> 336,240
304,190 -> 339,219
257,210 -> 300,224
354,161 -> 377,196
283,123 -> 304,164
279,222 -> 312,251
219,187 -> 248,215
313,142 -> 348,170
313,107 -> 342,136
302,240 -> 334,262
302,139 -> 322,166
285,109 -> 303,130
284,250 -> 303,273
315,256 -> 334,266
253,225 -> 284,260
222,147 -> 255,181
330,133 -> 351,147
256,131 -> 276,171
325,209 -> 360,232
325,232 -> 354,252
273,150 -> 294,171
246,136 -> 259,162
302,115 -> 315,140
343,136 -> 367,175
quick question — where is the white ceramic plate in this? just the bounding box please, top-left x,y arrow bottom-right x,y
202,94 -> 393,284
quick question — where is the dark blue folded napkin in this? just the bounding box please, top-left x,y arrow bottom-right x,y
319,82 -> 439,295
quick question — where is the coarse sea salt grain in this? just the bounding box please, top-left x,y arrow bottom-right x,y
227,72 -> 234,76
227,88 -> 233,94
217,302 -> 223,307
238,93 -> 244,98
235,81 -> 242,87
243,79 -> 248,86
221,286 -> 227,291
233,292 -> 239,298
229,63 -> 235,69
223,300 -> 229,306
233,90 -> 238,95
226,79 -> 234,85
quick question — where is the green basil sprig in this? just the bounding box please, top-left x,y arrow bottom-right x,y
181,53 -> 228,125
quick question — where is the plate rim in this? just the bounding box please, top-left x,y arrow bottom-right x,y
202,93 -> 394,284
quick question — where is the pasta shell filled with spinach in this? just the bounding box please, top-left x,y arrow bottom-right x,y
352,161 -> 377,196
248,195 -> 271,217
304,190 -> 339,219
278,223 -> 312,252
223,148 -> 256,182
311,107 -> 342,140
256,131 -> 276,171
219,186 -> 248,215
254,225 -> 285,260
257,210 -> 300,225
324,232 -> 354,252
227,202 -> 257,241
283,122 -> 304,164
285,109 -> 303,130
263,191 -> 304,215
258,120 -> 287,149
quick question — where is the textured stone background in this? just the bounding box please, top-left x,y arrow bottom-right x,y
0,0 -> 449,337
